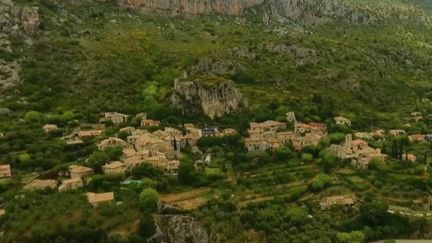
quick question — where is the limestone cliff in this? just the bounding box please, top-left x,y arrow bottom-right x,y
117,0 -> 429,25
118,0 -> 264,15
151,214 -> 216,243
170,78 -> 244,119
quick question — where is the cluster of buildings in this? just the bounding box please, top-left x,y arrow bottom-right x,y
245,112 -> 327,152
330,134 -> 386,169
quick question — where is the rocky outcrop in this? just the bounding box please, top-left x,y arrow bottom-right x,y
21,6 -> 40,35
191,58 -> 244,75
0,60 -> 20,90
265,43 -> 317,64
151,214 -> 216,243
0,0 -> 39,93
0,0 -> 39,36
170,78 -> 244,119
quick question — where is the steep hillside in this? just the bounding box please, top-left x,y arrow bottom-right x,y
2,1 -> 432,242
1,0 -> 432,126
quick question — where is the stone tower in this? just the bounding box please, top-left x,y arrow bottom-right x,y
286,112 -> 296,123
345,134 -> 352,148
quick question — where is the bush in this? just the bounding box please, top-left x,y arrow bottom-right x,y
139,188 -> 159,213
301,153 -> 313,162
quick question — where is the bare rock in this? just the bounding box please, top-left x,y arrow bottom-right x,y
21,6 -> 40,35
170,78 -> 244,119
151,214 -> 216,243
0,59 -> 20,90
265,43 -> 317,64
118,0 -> 265,16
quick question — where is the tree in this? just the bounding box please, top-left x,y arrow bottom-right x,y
336,231 -> 365,243
310,174 -> 331,192
24,111 -> 43,122
360,201 -> 389,225
301,153 -> 313,162
138,214 -> 156,239
178,159 -> 196,185
275,147 -> 293,161
139,188 -> 159,213
319,150 -> 338,172
87,150 -> 109,170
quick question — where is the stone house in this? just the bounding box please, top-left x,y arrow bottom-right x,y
69,165 -> 94,179
134,133 -> 172,154
403,153 -> 417,162
97,137 -> 128,150
100,112 -> 128,125
319,194 -> 356,210
354,132 -> 372,140
135,112 -> 147,120
334,116 -> 351,126
119,127 -> 136,134
102,161 -> 125,174
121,148 -> 150,168
372,129 -> 385,138
294,123 -> 310,134
65,138 -> 84,145
58,178 -> 83,192
309,122 -> 327,135
24,179 -> 58,190
276,131 -> 296,144
0,164 -> 11,178
409,134 -> 424,143
330,134 -> 386,169
79,130 -> 102,139
389,129 -> 406,136
127,129 -> 149,144
249,121 -> 286,133
292,133 -> 322,151
166,160 -> 180,174
245,138 -> 271,152
141,118 -> 160,127
216,128 -> 237,137
42,124 -> 58,133
86,192 -> 114,207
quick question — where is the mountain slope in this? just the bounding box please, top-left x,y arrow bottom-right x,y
1,0 -> 432,127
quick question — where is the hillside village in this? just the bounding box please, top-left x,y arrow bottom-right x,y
1,109 -> 432,216
2,0 -> 432,241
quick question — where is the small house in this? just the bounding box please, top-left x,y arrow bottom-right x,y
86,192 -> 114,207
0,164 -> 11,178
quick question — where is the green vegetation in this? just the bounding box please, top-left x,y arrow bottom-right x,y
1,0 -> 432,242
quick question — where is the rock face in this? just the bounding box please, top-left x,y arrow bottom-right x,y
116,0 -> 368,22
151,214 -> 215,243
0,0 -> 39,92
170,78 -> 244,119
117,0 -> 429,25
265,43 -> 317,64
118,0 -> 265,15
